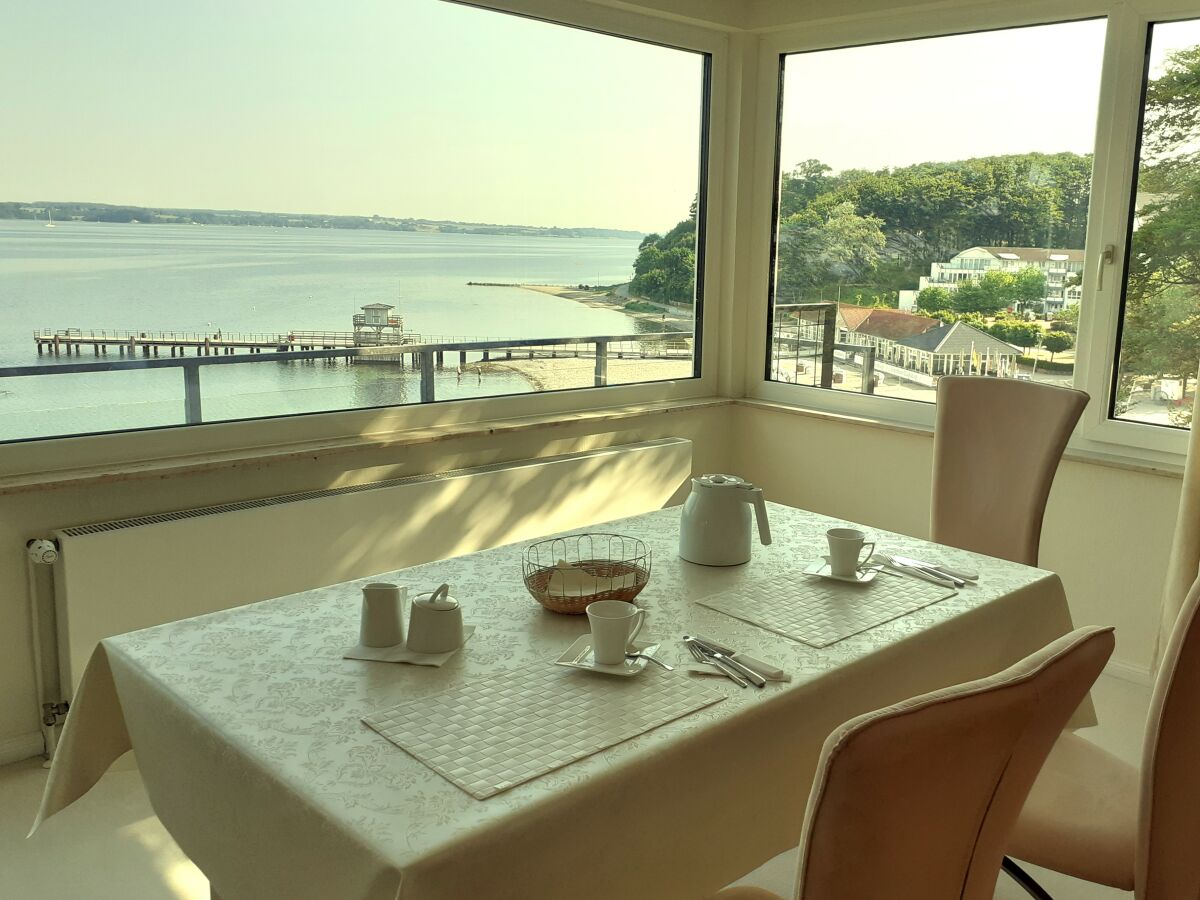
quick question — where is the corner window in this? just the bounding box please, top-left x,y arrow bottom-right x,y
0,2 -> 708,442
766,21 -> 1106,403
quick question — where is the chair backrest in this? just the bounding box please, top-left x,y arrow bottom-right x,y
931,377 -> 1087,566
1139,573 -> 1200,899
794,626 -> 1114,900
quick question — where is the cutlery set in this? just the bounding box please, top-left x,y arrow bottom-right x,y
682,634 -> 767,688
872,553 -> 979,588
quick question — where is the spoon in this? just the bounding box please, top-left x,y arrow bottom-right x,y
626,651 -> 673,671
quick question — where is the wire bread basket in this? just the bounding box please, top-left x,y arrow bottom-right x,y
523,533 -> 651,615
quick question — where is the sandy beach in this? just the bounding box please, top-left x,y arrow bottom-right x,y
480,356 -> 694,391
517,283 -> 694,331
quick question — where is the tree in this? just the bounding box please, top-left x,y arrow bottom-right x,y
778,160 -> 834,218
952,273 -> 1013,315
916,286 -> 954,313
1007,322 -> 1042,352
1042,331 -> 1074,362
1141,45 -> 1200,187
1012,266 -> 1048,310
976,270 -> 1017,314
1050,303 -> 1080,333
631,209 -> 698,305
775,202 -> 886,300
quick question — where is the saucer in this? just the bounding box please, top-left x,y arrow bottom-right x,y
554,636 -> 661,677
803,558 -> 879,584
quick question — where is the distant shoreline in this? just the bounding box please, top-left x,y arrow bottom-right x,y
473,282 -> 695,330
0,202 -> 644,241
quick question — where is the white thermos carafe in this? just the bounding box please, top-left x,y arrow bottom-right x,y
679,474 -> 772,567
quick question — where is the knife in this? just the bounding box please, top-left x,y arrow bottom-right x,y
691,634 -> 787,681
686,641 -> 749,687
890,555 -> 978,583
880,560 -> 956,588
685,636 -> 767,687
888,556 -> 967,587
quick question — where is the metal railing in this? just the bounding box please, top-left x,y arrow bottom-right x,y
771,303 -> 876,393
2,331 -> 693,425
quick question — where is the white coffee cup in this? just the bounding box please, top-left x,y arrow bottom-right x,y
826,528 -> 876,578
360,583 -> 406,647
586,599 -> 646,666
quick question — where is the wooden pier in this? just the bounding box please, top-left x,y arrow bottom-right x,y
31,328 -> 387,357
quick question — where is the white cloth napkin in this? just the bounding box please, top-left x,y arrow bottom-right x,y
685,637 -> 791,683
343,626 -> 475,667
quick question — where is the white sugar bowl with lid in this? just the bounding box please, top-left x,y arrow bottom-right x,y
679,473 -> 772,567
407,583 -> 465,653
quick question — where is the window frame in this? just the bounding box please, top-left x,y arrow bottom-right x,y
745,0 -> 1197,465
0,0 -> 729,478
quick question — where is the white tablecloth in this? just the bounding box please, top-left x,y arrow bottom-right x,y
33,503 -> 1090,900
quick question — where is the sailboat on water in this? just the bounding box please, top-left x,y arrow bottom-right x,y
44,210 -> 55,228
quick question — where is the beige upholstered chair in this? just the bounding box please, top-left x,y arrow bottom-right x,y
1005,573 -> 1200,898
932,377 -> 1088,566
714,625 -> 1114,900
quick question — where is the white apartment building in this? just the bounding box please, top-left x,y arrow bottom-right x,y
898,246 -> 1085,313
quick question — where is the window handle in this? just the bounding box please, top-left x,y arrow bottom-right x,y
1095,244 -> 1115,292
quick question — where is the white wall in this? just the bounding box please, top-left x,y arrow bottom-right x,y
732,401 -> 1183,676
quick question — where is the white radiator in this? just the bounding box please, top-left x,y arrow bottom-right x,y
44,438 -> 692,697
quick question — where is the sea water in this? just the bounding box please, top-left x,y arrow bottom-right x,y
0,220 -> 651,440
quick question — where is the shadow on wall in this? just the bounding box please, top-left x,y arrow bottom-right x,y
50,439 -> 695,690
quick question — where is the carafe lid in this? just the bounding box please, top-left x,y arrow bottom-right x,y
694,473 -> 748,489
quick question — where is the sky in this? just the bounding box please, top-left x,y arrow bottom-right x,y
2,0 -> 705,233
780,19 -> 1111,175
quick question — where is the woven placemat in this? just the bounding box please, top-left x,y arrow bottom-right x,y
698,569 -> 957,648
363,667 -> 724,799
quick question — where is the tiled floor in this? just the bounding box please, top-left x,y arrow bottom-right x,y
0,673 -> 1149,900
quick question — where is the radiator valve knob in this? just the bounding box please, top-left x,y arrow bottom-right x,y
27,539 -> 59,565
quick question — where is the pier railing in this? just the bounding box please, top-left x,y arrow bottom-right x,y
4,332 -> 693,427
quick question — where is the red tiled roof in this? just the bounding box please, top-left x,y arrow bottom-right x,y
837,305 -> 874,330
838,304 -> 940,341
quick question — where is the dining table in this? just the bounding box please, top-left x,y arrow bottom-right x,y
32,501 -> 1092,900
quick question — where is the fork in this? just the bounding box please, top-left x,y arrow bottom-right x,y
686,641 -> 748,687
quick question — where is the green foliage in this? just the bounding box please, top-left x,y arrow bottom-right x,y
1012,266 -> 1048,309
623,300 -> 662,314
1008,322 -> 1043,351
1017,356 -> 1076,374
630,211 -> 696,305
957,312 -> 988,330
916,286 -> 954,313
1049,303 -> 1079,333
778,151 -> 1092,263
1141,46 -> 1200,189
1119,287 -> 1200,385
1114,45 -> 1200,391
988,316 -> 1042,351
1042,331 -> 1074,361
775,202 -> 886,302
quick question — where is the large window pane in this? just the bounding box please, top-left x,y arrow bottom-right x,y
768,21 -> 1105,402
0,1 -> 706,442
1113,20 -> 1200,430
